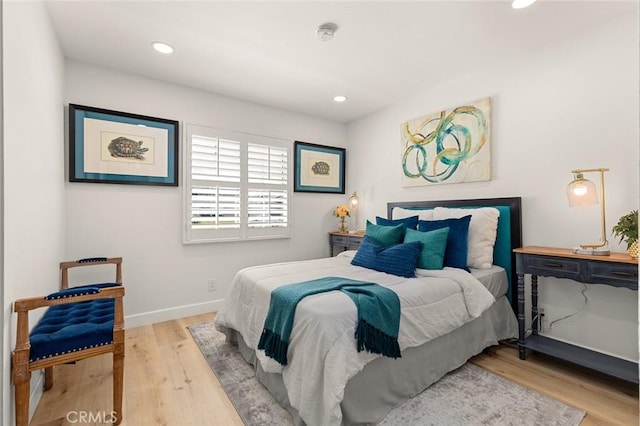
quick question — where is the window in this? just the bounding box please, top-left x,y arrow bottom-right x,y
184,124 -> 290,243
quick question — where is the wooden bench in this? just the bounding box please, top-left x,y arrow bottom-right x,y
12,257 -> 125,425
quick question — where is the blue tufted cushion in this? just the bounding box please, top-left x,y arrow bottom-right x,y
29,283 -> 121,363
77,257 -> 108,263
351,236 -> 422,278
45,282 -> 119,300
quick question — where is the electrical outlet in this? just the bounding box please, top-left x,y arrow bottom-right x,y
208,279 -> 216,292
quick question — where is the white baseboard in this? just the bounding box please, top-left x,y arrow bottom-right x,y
124,299 -> 224,328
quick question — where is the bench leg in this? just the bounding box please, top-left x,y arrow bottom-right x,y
14,379 -> 30,426
12,353 -> 31,426
113,341 -> 124,425
44,366 -> 54,391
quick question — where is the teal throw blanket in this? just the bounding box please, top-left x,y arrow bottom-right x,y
258,276 -> 401,366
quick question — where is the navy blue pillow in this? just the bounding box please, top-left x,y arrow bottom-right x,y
418,216 -> 471,271
376,215 -> 419,230
351,236 -> 422,278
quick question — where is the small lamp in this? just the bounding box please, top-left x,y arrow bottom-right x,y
566,168 -> 610,255
349,191 -> 360,232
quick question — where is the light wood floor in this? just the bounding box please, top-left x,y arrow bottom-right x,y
29,313 -> 638,426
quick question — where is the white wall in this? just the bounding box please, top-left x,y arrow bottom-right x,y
347,12 -> 639,360
0,0 -> 4,416
2,0 -> 66,423
64,61 -> 348,326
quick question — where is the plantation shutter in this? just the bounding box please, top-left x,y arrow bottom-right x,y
185,125 -> 290,243
246,135 -> 290,239
247,140 -> 288,228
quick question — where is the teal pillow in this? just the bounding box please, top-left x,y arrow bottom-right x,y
404,227 -> 449,270
365,221 -> 405,247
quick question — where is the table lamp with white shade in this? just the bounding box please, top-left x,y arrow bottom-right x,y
566,167 -> 610,255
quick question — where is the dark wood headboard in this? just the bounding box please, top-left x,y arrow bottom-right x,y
387,197 -> 522,312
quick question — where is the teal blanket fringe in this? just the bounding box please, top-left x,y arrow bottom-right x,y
258,276 -> 401,366
355,319 -> 401,358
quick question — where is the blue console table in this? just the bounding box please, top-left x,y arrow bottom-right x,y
514,246 -> 638,384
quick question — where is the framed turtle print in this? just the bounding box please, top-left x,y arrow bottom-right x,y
294,141 -> 346,193
69,104 -> 179,186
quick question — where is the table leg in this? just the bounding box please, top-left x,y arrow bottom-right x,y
531,274 -> 538,336
517,273 -> 526,360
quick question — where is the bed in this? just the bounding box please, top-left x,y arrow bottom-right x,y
215,197 -> 522,425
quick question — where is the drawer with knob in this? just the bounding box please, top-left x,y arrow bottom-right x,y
588,262 -> 638,289
523,255 -> 582,281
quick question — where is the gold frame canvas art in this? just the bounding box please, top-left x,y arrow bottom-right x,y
401,97 -> 491,187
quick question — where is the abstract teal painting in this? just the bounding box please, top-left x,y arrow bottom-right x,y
401,97 -> 491,187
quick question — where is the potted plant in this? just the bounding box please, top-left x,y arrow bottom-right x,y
612,210 -> 638,258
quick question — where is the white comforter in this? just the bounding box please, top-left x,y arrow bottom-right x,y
214,251 -> 495,426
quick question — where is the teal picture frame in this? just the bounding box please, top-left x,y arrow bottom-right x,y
294,141 -> 346,193
69,104 -> 179,186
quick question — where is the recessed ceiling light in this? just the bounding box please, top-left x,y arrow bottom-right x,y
152,41 -> 174,54
512,0 -> 536,9
333,95 -> 347,103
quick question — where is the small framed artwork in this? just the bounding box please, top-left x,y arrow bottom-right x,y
69,104 -> 179,186
294,141 -> 346,193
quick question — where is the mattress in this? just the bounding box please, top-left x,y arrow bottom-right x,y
470,264 -> 508,298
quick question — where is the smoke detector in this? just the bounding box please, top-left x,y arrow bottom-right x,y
316,23 -> 338,41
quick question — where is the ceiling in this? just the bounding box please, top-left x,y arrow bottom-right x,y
45,1 -> 634,123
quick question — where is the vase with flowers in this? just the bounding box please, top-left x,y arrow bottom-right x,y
612,210 -> 638,258
333,205 -> 351,233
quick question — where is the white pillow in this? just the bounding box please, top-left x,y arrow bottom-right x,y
432,206 -> 500,269
392,207 -> 434,221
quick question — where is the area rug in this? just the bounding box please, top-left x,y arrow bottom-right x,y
189,322 -> 586,426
